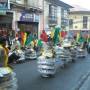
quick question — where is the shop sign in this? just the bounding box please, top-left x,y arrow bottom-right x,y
20,13 -> 34,22
0,0 -> 10,10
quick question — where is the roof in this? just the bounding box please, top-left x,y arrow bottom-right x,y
45,0 -> 73,8
70,5 -> 89,11
70,5 -> 90,14
70,11 -> 90,15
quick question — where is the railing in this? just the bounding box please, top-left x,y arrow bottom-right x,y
10,0 -> 43,12
10,0 -> 42,9
48,16 -> 57,25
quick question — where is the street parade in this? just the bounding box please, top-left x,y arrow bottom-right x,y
0,26 -> 90,83
0,0 -> 90,90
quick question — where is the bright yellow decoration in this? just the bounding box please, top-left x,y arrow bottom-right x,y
76,33 -> 80,42
0,45 -> 8,67
24,33 -> 27,45
50,31 -> 54,39
30,41 -> 34,48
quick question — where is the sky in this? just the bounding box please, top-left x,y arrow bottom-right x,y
61,0 -> 90,10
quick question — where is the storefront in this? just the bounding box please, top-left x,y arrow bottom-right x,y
0,12 -> 13,35
17,12 -> 39,38
0,0 -> 13,37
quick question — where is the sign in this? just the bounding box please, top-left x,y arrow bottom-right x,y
20,13 -> 34,22
0,0 -> 10,10
20,12 -> 39,22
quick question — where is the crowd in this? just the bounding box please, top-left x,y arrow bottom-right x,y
0,27 -> 90,68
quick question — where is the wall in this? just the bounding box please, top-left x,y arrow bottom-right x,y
44,1 -> 49,29
69,14 -> 90,30
57,6 -> 61,27
27,0 -> 39,8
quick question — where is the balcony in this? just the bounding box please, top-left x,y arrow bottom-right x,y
61,18 -> 69,26
10,0 -> 43,13
48,16 -> 57,26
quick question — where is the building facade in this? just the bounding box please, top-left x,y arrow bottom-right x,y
0,0 -> 72,38
39,0 -> 72,36
0,0 -> 42,38
69,10 -> 90,37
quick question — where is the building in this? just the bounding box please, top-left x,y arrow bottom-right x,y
39,0 -> 72,36
0,0 -> 72,39
69,5 -> 90,38
0,0 -> 42,38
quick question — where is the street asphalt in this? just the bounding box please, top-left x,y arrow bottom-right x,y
14,54 -> 90,90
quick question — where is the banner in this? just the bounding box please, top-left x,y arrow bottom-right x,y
20,12 -> 39,22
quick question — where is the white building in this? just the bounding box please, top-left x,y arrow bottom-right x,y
39,0 -> 72,36
69,5 -> 90,37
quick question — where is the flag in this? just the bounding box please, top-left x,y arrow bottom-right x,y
61,31 -> 67,38
50,31 -> 54,39
53,27 -> 60,45
25,34 -> 33,46
76,32 -> 80,42
77,32 -> 86,43
59,31 -> 62,41
50,27 -> 55,39
21,32 -> 27,46
78,36 -> 85,43
87,34 -> 90,42
37,39 -> 43,47
30,41 -> 34,47
40,30 -> 48,42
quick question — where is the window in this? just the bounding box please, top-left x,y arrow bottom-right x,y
83,16 -> 88,29
61,8 -> 68,18
69,19 -> 73,29
49,5 -> 57,21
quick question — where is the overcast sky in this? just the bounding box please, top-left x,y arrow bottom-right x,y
61,0 -> 90,10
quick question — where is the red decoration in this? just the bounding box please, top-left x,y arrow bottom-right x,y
61,31 -> 67,38
40,30 -> 48,42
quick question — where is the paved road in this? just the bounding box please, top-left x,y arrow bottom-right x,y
14,54 -> 90,90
